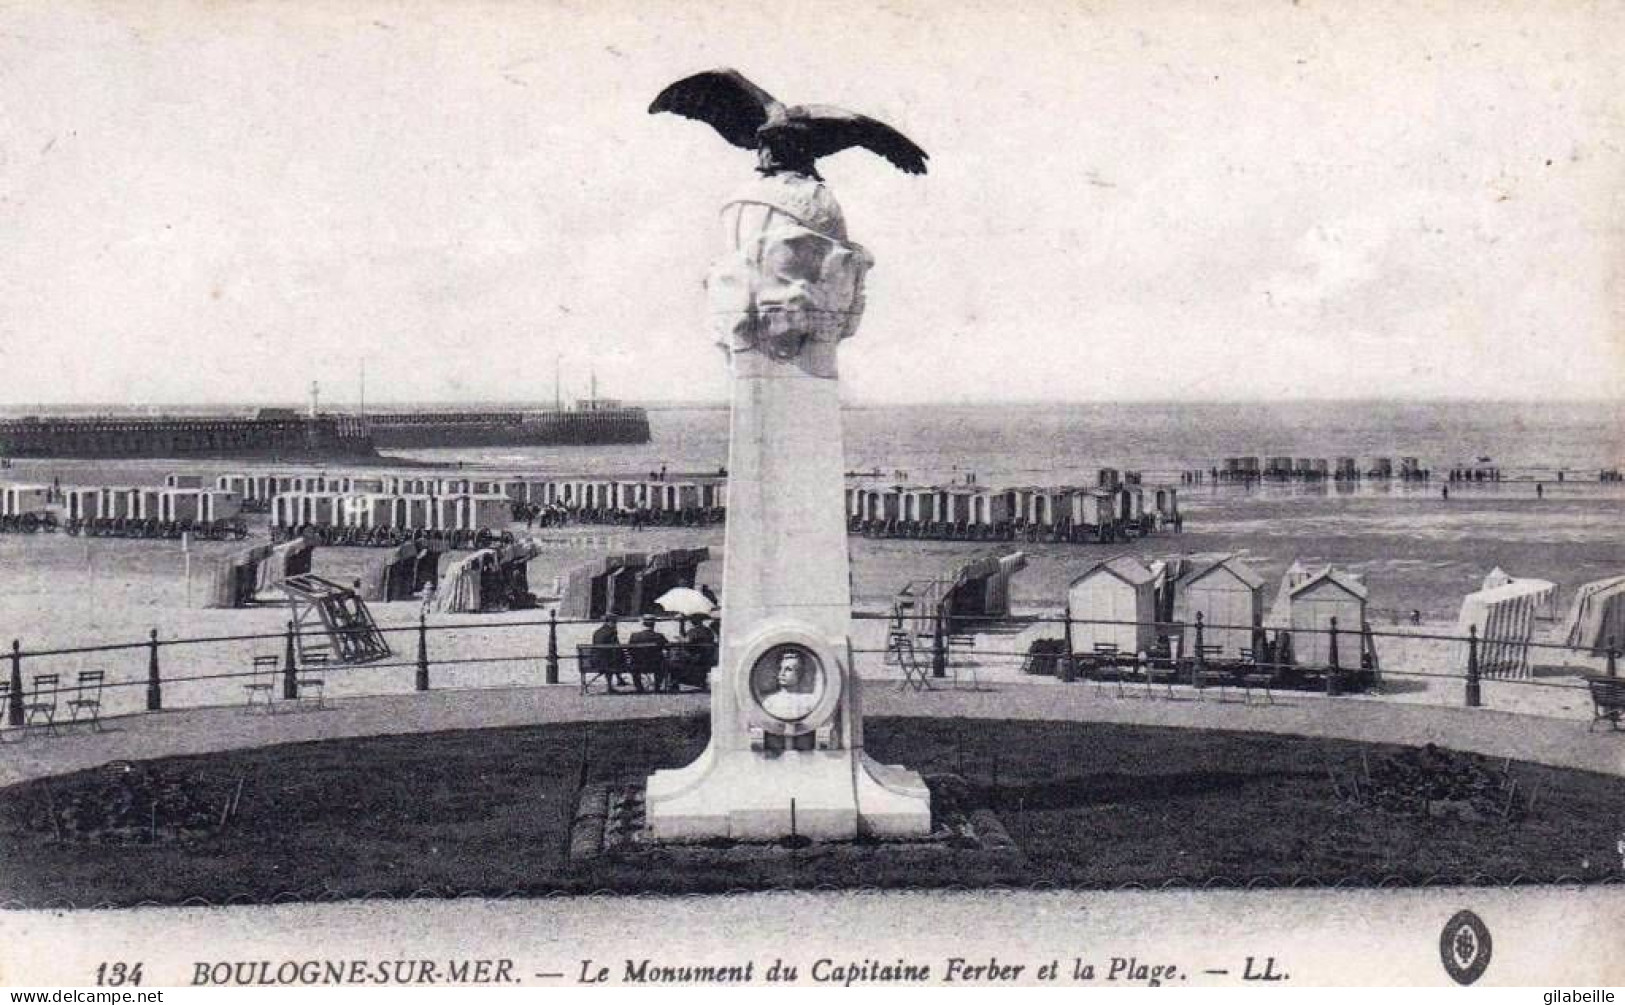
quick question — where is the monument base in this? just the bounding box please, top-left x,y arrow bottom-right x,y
645,748 -> 931,842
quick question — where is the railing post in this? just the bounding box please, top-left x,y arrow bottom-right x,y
416,613 -> 430,692
1608,638 -> 1618,679
1060,607 -> 1077,683
283,620 -> 298,700
932,605 -> 947,679
7,640 -> 22,727
546,608 -> 560,685
1325,616 -> 1341,696
1192,611 -> 1205,686
146,628 -> 163,711
1465,623 -> 1481,708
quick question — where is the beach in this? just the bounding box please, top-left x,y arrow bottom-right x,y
0,442 -> 1618,723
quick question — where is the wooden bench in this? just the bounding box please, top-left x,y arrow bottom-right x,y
577,643 -> 705,695
578,644 -> 638,695
1586,675 -> 1625,732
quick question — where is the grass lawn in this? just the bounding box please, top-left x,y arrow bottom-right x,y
2,715 -> 1622,906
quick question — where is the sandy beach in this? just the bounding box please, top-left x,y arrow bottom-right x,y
0,479 -> 1612,723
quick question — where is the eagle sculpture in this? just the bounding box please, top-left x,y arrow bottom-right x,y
650,69 -> 928,180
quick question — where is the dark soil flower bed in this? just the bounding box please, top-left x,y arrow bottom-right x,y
1,716 -> 1621,907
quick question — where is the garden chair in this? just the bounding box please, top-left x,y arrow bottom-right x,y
295,652 -> 327,709
1194,645 -> 1231,700
66,671 -> 105,731
1092,643 -> 1125,698
244,655 -> 279,714
949,634 -> 983,691
24,674 -> 60,737
893,631 -> 933,692
1236,648 -> 1276,705
1144,644 -> 1180,699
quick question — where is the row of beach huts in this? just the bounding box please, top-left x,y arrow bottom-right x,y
4,467 -> 1184,545
1203,456 -> 1432,483
848,469 -> 1181,542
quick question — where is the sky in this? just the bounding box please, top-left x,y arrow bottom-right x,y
1,0 -> 1622,406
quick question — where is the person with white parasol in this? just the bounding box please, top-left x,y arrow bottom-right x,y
657,587 -> 719,691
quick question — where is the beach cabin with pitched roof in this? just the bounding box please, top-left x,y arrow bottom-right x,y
1288,568 -> 1368,667
1067,555 -> 1158,657
1175,555 -> 1266,659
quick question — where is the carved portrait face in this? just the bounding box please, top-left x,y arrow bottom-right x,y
750,643 -> 825,722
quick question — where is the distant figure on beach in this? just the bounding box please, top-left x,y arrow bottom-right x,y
1536,482 -> 1544,498
1410,609 -> 1421,626
1441,486 -> 1450,500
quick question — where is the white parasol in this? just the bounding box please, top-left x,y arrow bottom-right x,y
656,587 -> 716,617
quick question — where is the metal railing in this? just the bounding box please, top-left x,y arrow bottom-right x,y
1,607 -> 1615,728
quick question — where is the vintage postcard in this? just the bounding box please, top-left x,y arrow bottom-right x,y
0,0 -> 1622,991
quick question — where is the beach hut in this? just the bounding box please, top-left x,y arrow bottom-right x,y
1,484 -> 52,517
433,550 -> 496,613
432,540 -> 541,614
1480,567 -> 1559,620
1175,555 -> 1266,659
258,536 -> 316,594
1562,575 -> 1625,657
1287,568 -> 1368,667
164,473 -> 204,489
204,543 -> 274,608
936,552 -> 1027,628
372,539 -> 444,601
1067,555 -> 1158,657
1456,578 -> 1555,677
62,487 -> 102,522
558,557 -> 615,620
606,553 -> 649,616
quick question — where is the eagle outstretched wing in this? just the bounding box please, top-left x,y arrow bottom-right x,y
648,69 -> 783,150
798,105 -> 929,175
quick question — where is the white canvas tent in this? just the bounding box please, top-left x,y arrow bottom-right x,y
1456,578 -> 1556,678
1264,559 -> 1313,630
1562,575 -> 1625,657
1481,567 -> 1559,620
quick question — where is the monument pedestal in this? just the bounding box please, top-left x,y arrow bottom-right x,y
646,348 -> 931,841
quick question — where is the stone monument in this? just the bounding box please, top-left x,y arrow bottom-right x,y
644,70 -> 933,840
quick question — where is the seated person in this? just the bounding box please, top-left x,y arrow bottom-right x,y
627,615 -> 668,693
590,615 -> 625,690
667,614 -> 718,691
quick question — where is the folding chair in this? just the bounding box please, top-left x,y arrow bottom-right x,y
24,674 -> 60,737
1237,648 -> 1276,705
893,632 -> 933,692
1144,649 -> 1179,699
244,655 -> 279,714
1195,645 -> 1230,701
295,653 -> 327,709
1092,643 -> 1124,698
949,634 -> 982,691
67,671 -> 105,731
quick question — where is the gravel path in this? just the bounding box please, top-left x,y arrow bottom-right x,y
3,674 -> 1619,787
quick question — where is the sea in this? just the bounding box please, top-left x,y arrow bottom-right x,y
382,399 -> 1625,485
